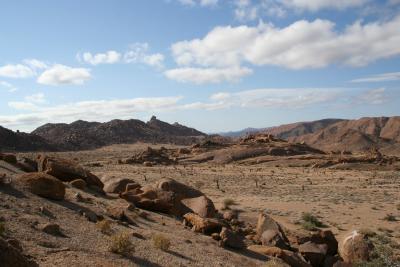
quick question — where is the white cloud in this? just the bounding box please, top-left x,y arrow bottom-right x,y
355,88 -> 387,104
234,0 -> 286,21
351,72 -> 400,83
164,66 -> 252,84
171,16 -> 400,70
0,64 -> 36,78
2,96 -> 183,130
37,64 -> 91,86
124,43 -> 165,68
80,50 -> 122,65
25,93 -> 46,103
23,59 -> 48,70
0,81 -> 18,92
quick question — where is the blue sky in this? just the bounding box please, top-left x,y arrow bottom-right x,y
0,0 -> 399,133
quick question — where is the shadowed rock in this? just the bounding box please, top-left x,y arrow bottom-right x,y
15,172 -> 65,200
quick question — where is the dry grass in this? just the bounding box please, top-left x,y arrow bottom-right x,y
96,219 -> 112,235
108,232 -> 135,257
383,214 -> 397,222
301,212 -> 325,231
152,234 -> 171,251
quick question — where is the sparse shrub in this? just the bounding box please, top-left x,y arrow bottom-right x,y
152,234 -> 171,251
383,214 -> 397,222
301,212 -> 325,231
359,228 -> 377,238
222,198 -> 237,210
97,219 -> 112,235
353,232 -> 400,267
108,232 -> 135,257
0,222 -> 5,236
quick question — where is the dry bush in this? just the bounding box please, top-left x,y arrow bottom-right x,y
223,198 -> 237,210
301,212 -> 325,231
96,220 -> 112,235
383,214 -> 397,222
152,234 -> 171,251
108,232 -> 135,257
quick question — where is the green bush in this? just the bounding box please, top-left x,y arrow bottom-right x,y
301,212 -> 325,230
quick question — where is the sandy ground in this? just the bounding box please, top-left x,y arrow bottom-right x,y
2,143 -> 399,266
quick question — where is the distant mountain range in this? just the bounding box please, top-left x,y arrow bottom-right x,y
1,116 -> 400,155
0,116 -> 205,152
220,117 -> 400,155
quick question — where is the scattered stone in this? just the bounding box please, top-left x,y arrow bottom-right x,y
261,229 -> 290,250
181,195 -> 216,218
39,206 -> 55,218
211,233 -> 221,241
298,241 -> 328,267
103,178 -> 139,194
223,210 -> 238,221
15,172 -> 65,200
219,227 -> 245,249
41,223 -> 65,237
69,179 -> 87,190
82,211 -> 98,223
247,245 -> 311,267
37,155 -> 103,189
183,213 -> 224,234
0,237 -> 39,267
298,230 -> 338,256
255,212 -> 289,246
339,230 -> 373,263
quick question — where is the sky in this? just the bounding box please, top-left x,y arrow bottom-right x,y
0,0 -> 399,133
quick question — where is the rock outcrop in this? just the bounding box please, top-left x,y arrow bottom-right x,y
15,172 -> 66,200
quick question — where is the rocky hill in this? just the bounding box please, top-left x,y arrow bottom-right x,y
287,117 -> 400,154
31,116 -> 206,151
222,117 -> 400,155
0,126 -> 56,152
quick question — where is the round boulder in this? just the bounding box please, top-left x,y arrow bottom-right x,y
15,172 -> 65,200
103,178 -> 139,194
339,231 -> 373,263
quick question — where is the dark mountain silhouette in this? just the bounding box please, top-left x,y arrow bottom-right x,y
0,126 -> 56,152
31,116 -> 206,150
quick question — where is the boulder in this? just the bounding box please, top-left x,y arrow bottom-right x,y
219,227 -> 245,249
0,153 -> 17,164
180,195 -> 216,218
223,210 -> 238,221
255,212 -> 289,245
37,155 -> 103,189
16,157 -> 37,172
103,178 -> 139,194
0,237 -> 38,267
298,230 -> 338,256
261,229 -> 290,250
298,241 -> 327,267
183,213 -> 224,234
120,187 -> 174,213
247,245 -> 311,267
15,172 -> 65,200
156,178 -> 204,200
69,179 -> 87,190
41,223 -> 65,237
339,231 -> 373,264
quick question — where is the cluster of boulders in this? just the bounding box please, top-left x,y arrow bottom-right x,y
119,146 -> 177,166
240,133 -> 279,144
3,154 -> 104,201
244,212 -> 375,267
